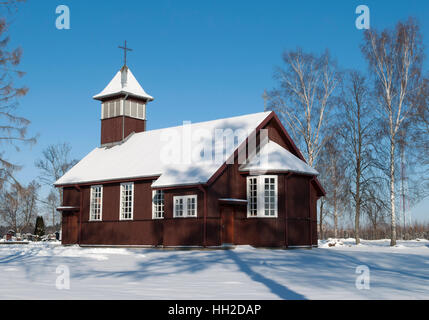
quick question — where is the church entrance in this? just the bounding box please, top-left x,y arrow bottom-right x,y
220,206 -> 234,245
62,212 -> 79,245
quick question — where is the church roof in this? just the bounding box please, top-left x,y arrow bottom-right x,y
93,66 -> 154,101
55,112 -> 269,187
54,111 -> 319,188
239,141 -> 319,175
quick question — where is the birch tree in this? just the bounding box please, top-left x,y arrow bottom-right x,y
267,49 -> 341,167
340,71 -> 377,244
317,192 -> 329,239
412,77 -> 429,194
327,141 -> 348,238
317,138 -> 348,239
361,18 -> 425,246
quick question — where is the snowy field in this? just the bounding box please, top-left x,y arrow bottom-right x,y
0,239 -> 428,300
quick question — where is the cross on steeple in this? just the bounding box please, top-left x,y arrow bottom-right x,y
118,40 -> 133,67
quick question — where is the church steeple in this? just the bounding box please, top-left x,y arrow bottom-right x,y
93,42 -> 153,146
93,65 -> 154,102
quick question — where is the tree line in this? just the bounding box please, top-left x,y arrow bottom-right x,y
267,17 -> 429,245
0,143 -> 77,235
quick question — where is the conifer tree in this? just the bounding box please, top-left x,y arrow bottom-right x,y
34,216 -> 45,237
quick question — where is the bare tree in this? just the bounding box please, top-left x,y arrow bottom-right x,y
361,18 -> 426,246
35,143 -> 77,225
362,181 -> 389,239
35,143 -> 77,187
318,196 -> 328,239
314,171 -> 329,239
317,138 -> 348,238
328,142 -> 348,238
44,190 -> 58,227
412,77 -> 429,195
415,78 -> 429,135
339,71 -> 378,244
0,180 -> 39,233
267,48 -> 341,167
395,124 -> 425,234
398,128 -> 407,236
0,0 -> 35,188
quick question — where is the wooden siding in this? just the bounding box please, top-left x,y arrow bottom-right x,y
101,116 -> 146,145
62,187 -> 80,207
286,175 -> 311,246
63,182 -> 205,246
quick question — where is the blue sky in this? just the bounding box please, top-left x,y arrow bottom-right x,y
4,0 -> 429,221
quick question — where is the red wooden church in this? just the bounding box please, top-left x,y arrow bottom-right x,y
55,61 -> 325,248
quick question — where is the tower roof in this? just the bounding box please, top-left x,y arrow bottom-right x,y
93,66 -> 154,101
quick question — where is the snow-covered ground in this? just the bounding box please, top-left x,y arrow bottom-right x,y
0,239 -> 428,299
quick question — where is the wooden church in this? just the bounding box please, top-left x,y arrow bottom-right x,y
55,50 -> 325,248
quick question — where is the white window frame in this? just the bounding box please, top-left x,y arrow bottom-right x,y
89,185 -> 103,221
173,195 -> 197,218
152,189 -> 165,219
119,182 -> 134,220
247,176 -> 258,217
246,175 -> 278,218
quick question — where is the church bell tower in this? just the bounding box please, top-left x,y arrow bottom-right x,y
93,41 -> 154,145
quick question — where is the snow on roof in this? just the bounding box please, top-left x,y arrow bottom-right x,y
239,141 -> 318,176
55,112 -> 272,187
93,66 -> 154,101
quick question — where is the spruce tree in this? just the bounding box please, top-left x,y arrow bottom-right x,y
34,216 -> 45,237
